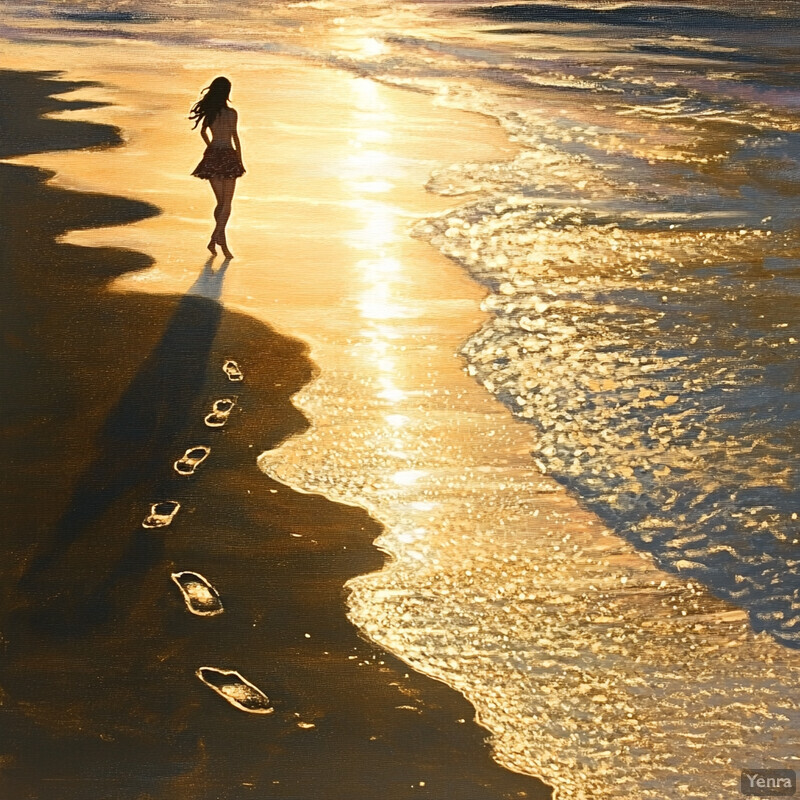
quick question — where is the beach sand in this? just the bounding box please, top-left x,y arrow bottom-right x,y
0,48 -> 552,799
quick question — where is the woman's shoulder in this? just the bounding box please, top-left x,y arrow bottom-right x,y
223,105 -> 238,119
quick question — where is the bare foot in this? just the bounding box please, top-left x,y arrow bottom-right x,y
207,238 -> 217,255
216,233 -> 234,259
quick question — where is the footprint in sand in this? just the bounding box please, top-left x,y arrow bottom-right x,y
197,667 -> 273,714
142,500 -> 181,529
174,445 -> 211,476
171,571 -> 224,616
204,397 -> 237,428
222,359 -> 244,382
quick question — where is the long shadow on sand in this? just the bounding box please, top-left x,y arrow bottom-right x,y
20,257 -> 230,630
0,70 -> 551,800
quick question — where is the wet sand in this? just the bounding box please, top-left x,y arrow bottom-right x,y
0,66 -> 551,799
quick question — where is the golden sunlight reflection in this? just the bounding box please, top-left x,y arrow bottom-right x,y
362,324 -> 401,347
343,80 -> 414,396
342,76 -> 400,262
377,385 -> 406,403
352,76 -> 387,111
392,469 -> 427,486
360,256 -> 401,274
347,148 -> 390,175
358,36 -> 387,58
355,129 -> 391,144
352,180 -> 394,194
347,200 -> 397,249
358,281 -> 408,320
397,527 -> 428,544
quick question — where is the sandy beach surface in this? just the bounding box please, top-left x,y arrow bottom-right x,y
3,22 -> 800,800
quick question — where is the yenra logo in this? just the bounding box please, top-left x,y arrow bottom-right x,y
741,769 -> 796,797
747,776 -> 792,790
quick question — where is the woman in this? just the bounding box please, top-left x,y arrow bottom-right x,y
190,76 -> 245,259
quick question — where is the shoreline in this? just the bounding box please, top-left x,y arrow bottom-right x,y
0,67 -> 551,799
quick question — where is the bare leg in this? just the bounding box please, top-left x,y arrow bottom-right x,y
213,178 -> 237,259
208,177 -> 226,254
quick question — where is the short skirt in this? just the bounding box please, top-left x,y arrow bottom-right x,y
192,146 -> 245,180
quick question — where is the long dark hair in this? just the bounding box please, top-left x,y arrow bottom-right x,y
189,76 -> 231,129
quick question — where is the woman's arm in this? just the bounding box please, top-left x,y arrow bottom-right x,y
231,109 -> 243,162
200,122 -> 211,146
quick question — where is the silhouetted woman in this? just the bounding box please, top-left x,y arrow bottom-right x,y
190,76 -> 245,259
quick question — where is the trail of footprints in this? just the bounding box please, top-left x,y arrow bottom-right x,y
140,358 -> 273,714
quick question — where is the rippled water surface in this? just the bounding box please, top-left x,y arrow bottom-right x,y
4,2 -> 800,798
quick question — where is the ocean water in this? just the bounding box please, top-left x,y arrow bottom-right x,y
4,2 -> 800,798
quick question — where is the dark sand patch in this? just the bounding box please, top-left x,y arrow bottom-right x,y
0,70 -> 551,799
